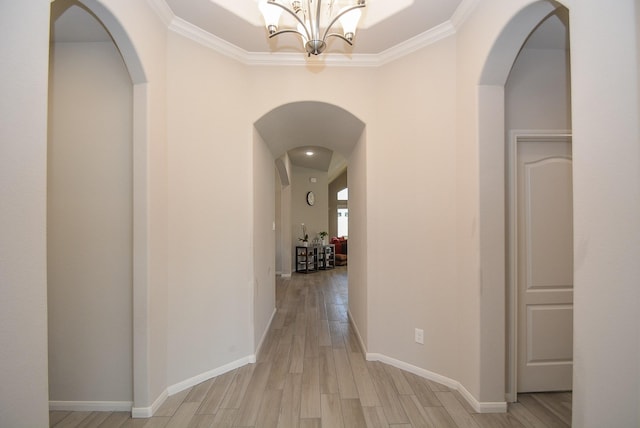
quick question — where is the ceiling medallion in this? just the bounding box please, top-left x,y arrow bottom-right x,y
259,0 -> 366,56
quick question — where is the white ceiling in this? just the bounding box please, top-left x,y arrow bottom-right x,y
52,0 -> 568,64
164,0 -> 466,56
255,101 -> 364,173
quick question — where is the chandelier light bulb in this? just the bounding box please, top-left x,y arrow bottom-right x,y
338,8 -> 362,42
259,0 -> 283,34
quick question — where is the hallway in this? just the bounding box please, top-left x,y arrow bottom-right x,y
50,268 -> 571,427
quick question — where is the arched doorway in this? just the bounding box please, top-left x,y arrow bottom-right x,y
48,0 -> 134,408
252,101 -> 368,353
48,0 -> 153,414
476,0 -> 572,405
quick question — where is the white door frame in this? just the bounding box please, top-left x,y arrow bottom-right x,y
506,130 -> 572,403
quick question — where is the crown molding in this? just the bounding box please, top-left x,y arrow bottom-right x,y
244,51 -> 381,68
149,0 -> 472,68
146,0 -> 174,28
451,0 -> 481,30
377,21 -> 456,66
169,16 -> 248,63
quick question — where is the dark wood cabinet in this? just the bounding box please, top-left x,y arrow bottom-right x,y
296,244 -> 335,273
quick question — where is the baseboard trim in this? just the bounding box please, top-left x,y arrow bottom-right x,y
133,310 -> 278,419
132,389 -> 167,418
457,384 -> 508,413
50,400 -> 133,412
347,309 -> 367,354
255,308 -> 277,359
167,355 -> 256,397
365,353 -> 507,414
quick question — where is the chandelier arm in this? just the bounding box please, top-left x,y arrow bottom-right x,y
321,3 -> 366,42
268,28 -> 307,39
267,0 -> 312,41
325,33 -> 354,46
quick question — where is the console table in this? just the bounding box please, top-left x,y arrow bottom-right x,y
295,244 -> 335,273
318,244 -> 335,270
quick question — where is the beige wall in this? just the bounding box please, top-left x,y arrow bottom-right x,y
166,32 -> 253,387
48,40 -> 133,403
367,36 -> 459,380
347,132 -> 368,348
252,130 -> 276,349
291,165 -> 329,248
0,2 -> 51,426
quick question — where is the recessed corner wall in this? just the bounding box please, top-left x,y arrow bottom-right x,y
166,31 -> 254,387
48,39 -> 133,404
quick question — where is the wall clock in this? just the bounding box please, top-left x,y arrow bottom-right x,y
306,191 -> 315,206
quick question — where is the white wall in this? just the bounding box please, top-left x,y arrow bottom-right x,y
48,40 -> 133,403
569,0 -> 640,425
0,1 -> 51,426
506,48 -> 571,130
252,130 -> 276,349
291,165 -> 329,249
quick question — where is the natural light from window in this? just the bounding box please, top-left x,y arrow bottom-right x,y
337,188 -> 348,237
337,208 -> 348,238
337,188 -> 348,201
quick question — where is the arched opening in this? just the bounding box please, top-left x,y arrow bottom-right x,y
48,0 -> 151,414
504,7 -> 572,401
476,0 -> 571,405
252,101 -> 368,352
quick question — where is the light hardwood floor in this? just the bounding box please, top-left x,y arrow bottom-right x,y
50,267 -> 572,427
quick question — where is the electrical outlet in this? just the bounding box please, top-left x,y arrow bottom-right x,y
414,328 -> 424,345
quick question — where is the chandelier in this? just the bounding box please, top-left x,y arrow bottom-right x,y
259,0 -> 366,56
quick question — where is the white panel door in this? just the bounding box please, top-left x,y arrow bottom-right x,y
517,138 -> 573,393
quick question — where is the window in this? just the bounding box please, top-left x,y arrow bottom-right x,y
337,188 -> 348,201
337,188 -> 348,237
337,208 -> 348,237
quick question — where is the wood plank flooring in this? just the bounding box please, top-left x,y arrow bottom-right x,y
50,267 -> 572,427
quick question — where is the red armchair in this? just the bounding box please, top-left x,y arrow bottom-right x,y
331,237 -> 347,266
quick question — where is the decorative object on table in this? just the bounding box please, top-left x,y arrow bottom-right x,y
318,231 -> 328,245
258,0 -> 366,57
299,223 -> 309,246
